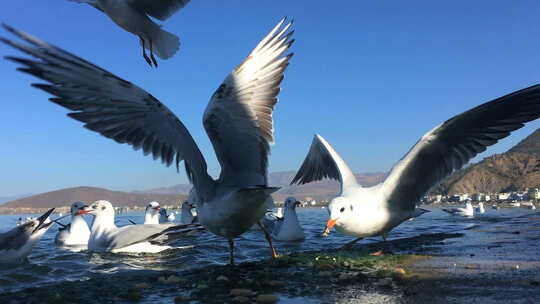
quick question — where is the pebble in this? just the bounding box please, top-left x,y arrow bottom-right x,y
174,295 -> 192,303
268,280 -> 286,287
196,284 -> 209,289
375,278 -> 393,288
134,282 -> 150,289
230,288 -> 252,297
159,275 -> 184,284
318,271 -> 333,277
216,275 -> 229,282
256,294 -> 279,303
232,296 -> 251,303
338,272 -> 357,281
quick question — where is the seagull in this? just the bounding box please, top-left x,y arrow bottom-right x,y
443,202 -> 474,217
69,0 -> 190,67
159,208 -> 175,222
1,18 -> 294,264
179,201 -> 197,224
0,208 -> 55,263
144,201 -> 161,224
474,202 -> 485,214
55,202 -> 91,247
291,85 -> 540,249
78,200 -> 200,253
264,197 -> 305,241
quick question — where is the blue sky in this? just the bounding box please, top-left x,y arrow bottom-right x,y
1,0 -> 539,196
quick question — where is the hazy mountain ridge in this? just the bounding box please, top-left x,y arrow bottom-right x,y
432,128 -> 540,195
1,186 -> 186,209
141,171 -> 388,200
2,129 -> 538,209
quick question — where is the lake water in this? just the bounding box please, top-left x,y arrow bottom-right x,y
0,206 -> 537,294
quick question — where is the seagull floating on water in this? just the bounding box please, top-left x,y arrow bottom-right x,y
292,85 -> 540,249
474,202 -> 485,214
179,201 -> 196,224
78,200 -> 200,253
55,202 -> 91,247
144,201 -> 161,224
443,202 -> 474,217
264,197 -> 305,241
69,0 -> 190,67
1,18 -> 294,263
159,208 -> 175,223
0,208 -> 55,263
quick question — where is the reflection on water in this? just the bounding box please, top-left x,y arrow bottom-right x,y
0,207 -> 537,293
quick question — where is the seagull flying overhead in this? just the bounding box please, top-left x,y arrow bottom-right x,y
1,18 -> 294,264
292,86 -> 540,249
69,0 -> 191,67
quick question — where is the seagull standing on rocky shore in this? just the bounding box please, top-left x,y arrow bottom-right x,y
292,85 -> 540,249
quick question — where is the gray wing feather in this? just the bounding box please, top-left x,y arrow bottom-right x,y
128,0 -> 190,21
0,226 -> 29,251
291,134 -> 359,194
203,18 -> 294,186
0,24 -> 216,201
105,223 -> 195,249
383,85 -> 540,212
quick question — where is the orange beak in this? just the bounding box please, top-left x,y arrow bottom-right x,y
322,218 -> 337,237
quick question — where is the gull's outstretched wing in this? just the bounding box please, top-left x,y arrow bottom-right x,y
105,223 -> 200,249
203,18 -> 294,186
290,134 -> 359,195
1,24 -> 215,201
383,85 -> 540,213
128,0 -> 191,21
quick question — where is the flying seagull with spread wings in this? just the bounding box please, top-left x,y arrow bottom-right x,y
292,86 -> 540,249
69,0 -> 191,67
1,18 -> 294,264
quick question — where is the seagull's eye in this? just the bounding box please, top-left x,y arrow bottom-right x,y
92,205 -> 97,209
340,207 -> 345,213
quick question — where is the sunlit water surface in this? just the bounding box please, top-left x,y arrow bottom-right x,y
0,206 -> 537,293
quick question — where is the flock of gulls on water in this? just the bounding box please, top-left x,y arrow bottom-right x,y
1,0 -> 540,266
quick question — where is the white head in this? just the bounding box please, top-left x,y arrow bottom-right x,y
284,197 -> 300,209
145,201 -> 160,216
70,202 -> 88,217
181,201 -> 194,211
20,208 -> 55,239
323,196 -> 354,236
78,200 -> 115,219
465,202 -> 473,209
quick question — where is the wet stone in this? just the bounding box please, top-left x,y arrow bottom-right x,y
174,295 -> 193,303
256,294 -> 279,303
134,282 -> 150,289
375,278 -> 393,288
230,288 -> 253,297
232,296 -> 251,303
216,275 -> 229,282
268,280 -> 286,287
196,284 -> 209,289
318,271 -> 333,277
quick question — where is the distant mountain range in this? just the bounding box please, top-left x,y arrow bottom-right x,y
2,128 -> 538,210
432,128 -> 540,195
141,171 -> 388,201
1,186 -> 186,209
